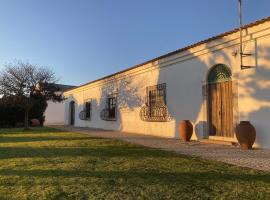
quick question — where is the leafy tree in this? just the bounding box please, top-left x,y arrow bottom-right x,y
0,95 -> 49,128
0,60 -> 64,129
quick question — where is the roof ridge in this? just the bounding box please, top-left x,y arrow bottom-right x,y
66,16 -> 270,92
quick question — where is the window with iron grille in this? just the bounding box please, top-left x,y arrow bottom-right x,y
148,84 -> 166,116
107,97 -> 116,119
100,94 -> 117,121
85,101 -> 91,120
140,83 -> 171,122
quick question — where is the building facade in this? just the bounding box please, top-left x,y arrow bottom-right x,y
64,17 -> 270,149
44,84 -> 76,125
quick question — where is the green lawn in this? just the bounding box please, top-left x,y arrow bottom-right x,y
0,128 -> 269,200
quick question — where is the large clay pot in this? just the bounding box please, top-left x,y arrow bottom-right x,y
179,120 -> 193,142
30,119 -> 41,127
235,121 -> 256,150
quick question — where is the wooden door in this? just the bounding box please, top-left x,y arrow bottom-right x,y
208,81 -> 233,137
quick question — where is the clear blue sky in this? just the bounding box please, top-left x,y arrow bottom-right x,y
0,0 -> 269,86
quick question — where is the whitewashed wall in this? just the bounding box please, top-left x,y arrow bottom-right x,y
237,33 -> 270,148
64,20 -> 270,149
44,101 -> 65,125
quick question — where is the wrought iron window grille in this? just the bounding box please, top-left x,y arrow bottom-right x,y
140,83 -> 172,122
100,95 -> 117,121
79,101 -> 92,121
79,110 -> 87,120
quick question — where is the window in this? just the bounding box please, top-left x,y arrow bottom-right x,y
148,84 -> 166,116
100,94 -> 117,121
107,97 -> 116,120
140,83 -> 171,122
85,101 -> 91,120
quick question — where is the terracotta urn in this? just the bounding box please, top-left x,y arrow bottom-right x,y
179,120 -> 193,142
30,119 -> 41,127
235,121 -> 256,150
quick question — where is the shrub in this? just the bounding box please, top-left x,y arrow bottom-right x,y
0,96 -> 48,128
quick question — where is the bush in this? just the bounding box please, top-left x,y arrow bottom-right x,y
0,96 -> 48,128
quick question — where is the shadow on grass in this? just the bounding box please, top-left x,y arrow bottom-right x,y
0,168 -> 269,184
0,127 -> 65,135
0,145 -> 176,159
0,136 -> 97,143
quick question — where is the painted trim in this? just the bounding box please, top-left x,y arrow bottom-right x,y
207,64 -> 232,84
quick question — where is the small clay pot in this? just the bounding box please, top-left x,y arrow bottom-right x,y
235,121 -> 256,150
179,120 -> 193,142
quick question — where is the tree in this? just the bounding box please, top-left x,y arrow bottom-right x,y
0,60 -> 64,129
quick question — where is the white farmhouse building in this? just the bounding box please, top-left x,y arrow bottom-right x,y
64,17 -> 270,149
44,84 -> 76,125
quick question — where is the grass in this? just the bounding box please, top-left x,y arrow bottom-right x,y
0,127 -> 269,200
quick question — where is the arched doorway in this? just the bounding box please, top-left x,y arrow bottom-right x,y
69,101 -> 75,125
208,64 -> 233,138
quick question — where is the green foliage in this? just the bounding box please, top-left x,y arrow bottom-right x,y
0,127 -> 269,200
0,96 -> 47,127
0,60 -> 64,129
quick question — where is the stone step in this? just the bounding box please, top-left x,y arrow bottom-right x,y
200,139 -> 239,146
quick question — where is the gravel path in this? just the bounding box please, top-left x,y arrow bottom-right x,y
50,125 -> 270,172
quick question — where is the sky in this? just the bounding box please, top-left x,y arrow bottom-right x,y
0,0 -> 269,86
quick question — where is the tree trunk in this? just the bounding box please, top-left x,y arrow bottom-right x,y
24,109 -> 29,130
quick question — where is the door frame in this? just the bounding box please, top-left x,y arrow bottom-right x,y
206,64 -> 237,140
69,101 -> 75,125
